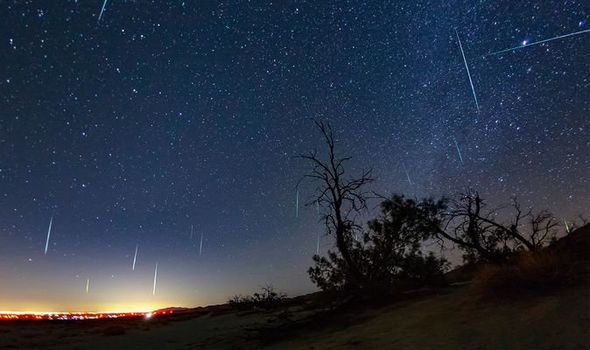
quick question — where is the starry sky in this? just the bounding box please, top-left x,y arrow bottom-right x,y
0,1 -> 588,312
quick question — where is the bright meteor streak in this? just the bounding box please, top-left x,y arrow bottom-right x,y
152,262 -> 158,296
85,278 -> 90,294
199,232 -> 203,256
44,215 -> 53,255
97,0 -> 109,23
132,244 -> 139,271
487,28 -> 590,56
453,137 -> 464,164
455,29 -> 480,112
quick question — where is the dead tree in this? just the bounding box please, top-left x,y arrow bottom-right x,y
434,191 -> 559,263
298,121 -> 373,286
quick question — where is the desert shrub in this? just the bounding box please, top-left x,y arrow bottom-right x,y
229,285 -> 287,310
515,250 -> 579,286
307,251 -> 347,292
472,250 -> 580,296
397,252 -> 448,288
308,195 -> 448,294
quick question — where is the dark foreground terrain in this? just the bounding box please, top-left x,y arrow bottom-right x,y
0,282 -> 587,350
1,228 -> 589,350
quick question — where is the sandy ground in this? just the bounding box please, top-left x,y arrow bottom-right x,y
0,283 -> 588,350
267,284 -> 590,350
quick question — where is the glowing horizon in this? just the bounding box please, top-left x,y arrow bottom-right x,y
0,309 -> 152,315
0,302 -> 172,315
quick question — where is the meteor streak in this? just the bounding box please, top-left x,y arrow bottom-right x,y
85,278 -> 90,294
132,244 -> 139,271
97,0 -> 109,23
295,189 -> 300,218
487,28 -> 590,56
403,163 -> 413,186
316,231 -> 320,255
152,262 -> 158,295
199,232 -> 203,256
453,137 -> 464,164
44,216 -> 53,255
455,29 -> 480,112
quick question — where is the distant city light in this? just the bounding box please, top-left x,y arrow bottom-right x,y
0,309 -> 172,321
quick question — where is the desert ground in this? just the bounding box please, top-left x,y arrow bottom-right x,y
0,277 -> 588,350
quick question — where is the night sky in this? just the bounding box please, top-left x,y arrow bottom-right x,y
0,1 -> 588,312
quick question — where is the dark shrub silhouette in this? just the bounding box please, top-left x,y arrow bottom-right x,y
472,224 -> 589,296
308,195 -> 448,293
229,285 -> 287,310
472,250 -> 580,296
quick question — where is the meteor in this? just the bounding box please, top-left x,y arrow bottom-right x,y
487,28 -> 590,56
455,29 -> 480,112
152,262 -> 158,295
44,216 -> 53,255
199,232 -> 204,256
97,0 -> 109,23
316,231 -> 320,255
295,189 -> 300,218
132,244 -> 139,271
85,278 -> 90,294
564,219 -> 571,234
190,225 -> 194,240
403,163 -> 413,186
453,137 -> 464,164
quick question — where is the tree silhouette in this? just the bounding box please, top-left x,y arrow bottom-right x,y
426,191 -> 559,263
299,120 -> 373,287
361,195 -> 448,291
307,194 -> 448,292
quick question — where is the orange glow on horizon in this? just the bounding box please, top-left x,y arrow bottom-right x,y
0,309 -> 176,321
0,301 -> 174,316
0,308 -> 153,315
0,298 -> 181,315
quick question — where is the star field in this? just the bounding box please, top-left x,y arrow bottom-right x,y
0,1 -> 588,311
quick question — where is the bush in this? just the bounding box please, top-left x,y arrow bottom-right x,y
398,252 -> 448,288
308,195 -> 449,294
229,285 -> 287,310
307,252 -> 347,292
472,250 -> 580,296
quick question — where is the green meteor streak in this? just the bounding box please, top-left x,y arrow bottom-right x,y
487,28 -> 590,56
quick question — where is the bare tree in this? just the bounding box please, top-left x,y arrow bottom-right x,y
433,191 -> 559,263
299,121 -> 373,285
